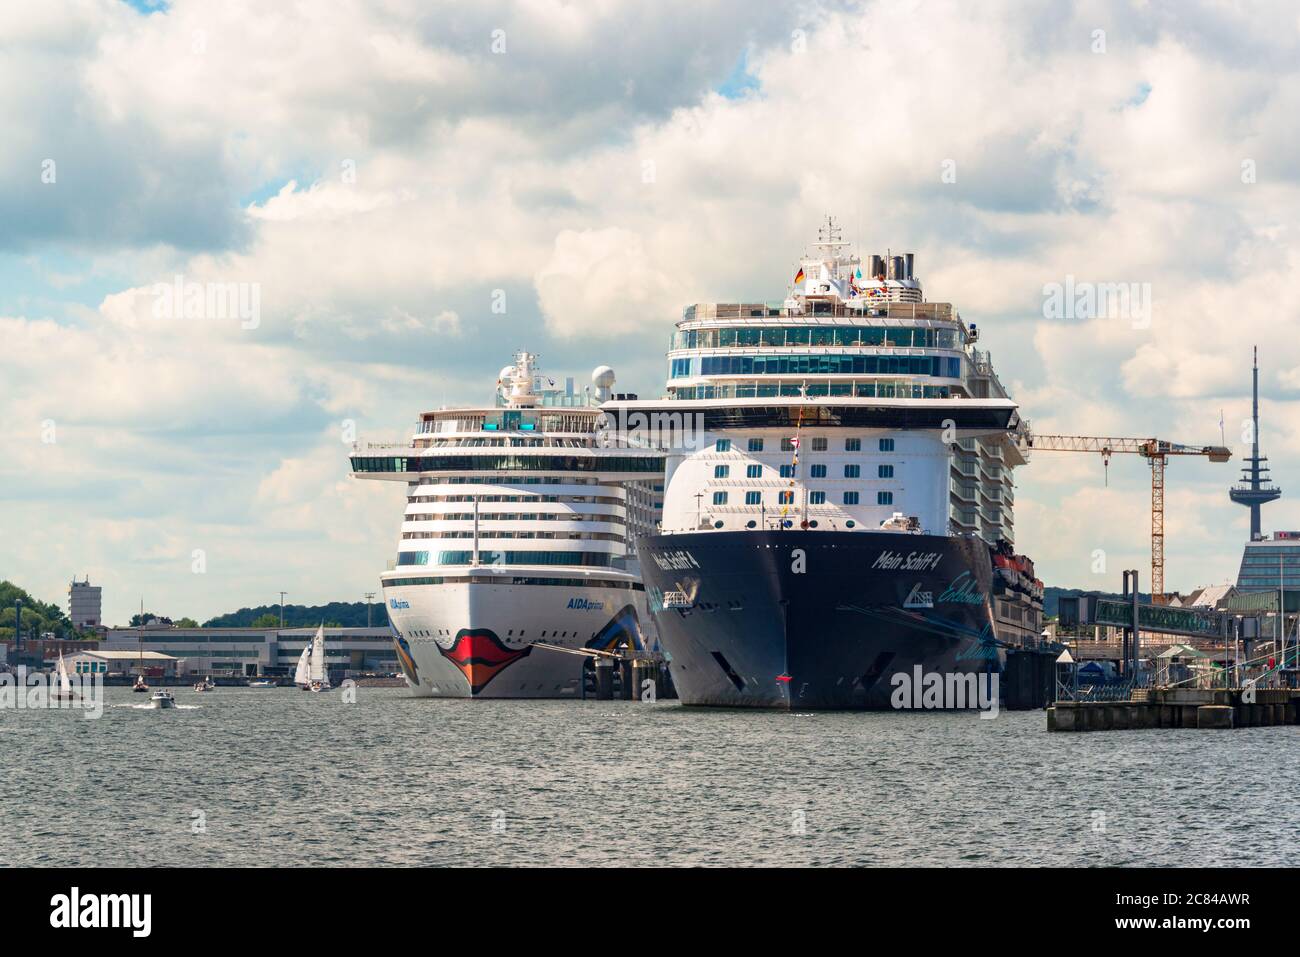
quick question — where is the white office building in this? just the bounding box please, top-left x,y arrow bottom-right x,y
68,578 -> 102,629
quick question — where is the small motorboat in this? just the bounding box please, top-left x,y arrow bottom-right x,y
193,677 -> 215,692
149,690 -> 177,709
247,678 -> 277,688
132,675 -> 150,693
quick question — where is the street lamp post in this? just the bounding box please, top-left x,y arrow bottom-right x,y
279,592 -> 287,630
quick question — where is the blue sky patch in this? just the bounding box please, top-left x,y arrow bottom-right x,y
716,48 -> 760,99
121,0 -> 169,13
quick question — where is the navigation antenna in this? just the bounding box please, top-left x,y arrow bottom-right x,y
812,215 -> 857,274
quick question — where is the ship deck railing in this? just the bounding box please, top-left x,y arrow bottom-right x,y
682,301 -> 957,322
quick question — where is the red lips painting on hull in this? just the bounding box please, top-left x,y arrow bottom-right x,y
438,629 -> 532,694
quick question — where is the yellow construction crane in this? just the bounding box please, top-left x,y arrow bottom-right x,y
1022,435 -> 1232,603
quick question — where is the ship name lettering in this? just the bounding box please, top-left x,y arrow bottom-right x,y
652,550 -> 701,571
873,550 -> 942,572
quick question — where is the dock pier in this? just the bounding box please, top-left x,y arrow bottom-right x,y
582,655 -> 674,701
1048,687 -> 1300,731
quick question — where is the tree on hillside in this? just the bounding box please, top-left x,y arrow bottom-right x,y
0,581 -> 80,640
204,601 -> 381,629
251,613 -> 281,628
129,613 -> 172,627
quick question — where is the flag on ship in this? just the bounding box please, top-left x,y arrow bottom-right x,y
793,266 -> 805,284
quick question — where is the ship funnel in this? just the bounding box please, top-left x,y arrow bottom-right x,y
904,253 -> 914,280
869,254 -> 885,279
888,256 -> 904,280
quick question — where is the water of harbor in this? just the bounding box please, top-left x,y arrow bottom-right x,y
2,687 -> 1295,867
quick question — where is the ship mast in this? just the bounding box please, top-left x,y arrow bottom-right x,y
809,215 -> 858,278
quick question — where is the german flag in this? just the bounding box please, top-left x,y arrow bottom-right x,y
793,266 -> 805,284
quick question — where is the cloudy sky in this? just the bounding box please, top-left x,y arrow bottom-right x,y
3,0 -> 1300,625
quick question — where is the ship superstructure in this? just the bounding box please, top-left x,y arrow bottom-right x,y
605,220 -> 1040,708
351,352 -> 664,698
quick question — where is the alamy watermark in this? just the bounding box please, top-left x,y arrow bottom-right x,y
150,275 -> 261,329
596,408 -> 707,452
890,666 -> 999,718
1,668 -> 103,719
1042,275 -> 1150,328
49,887 -> 150,937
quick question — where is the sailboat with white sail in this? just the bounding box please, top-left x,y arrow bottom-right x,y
293,641 -> 312,690
54,653 -> 77,701
307,624 -> 332,693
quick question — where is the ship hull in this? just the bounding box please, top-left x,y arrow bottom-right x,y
639,530 -> 1003,709
383,579 -> 649,699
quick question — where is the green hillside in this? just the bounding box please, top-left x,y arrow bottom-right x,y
203,601 -> 387,629
0,581 -> 87,641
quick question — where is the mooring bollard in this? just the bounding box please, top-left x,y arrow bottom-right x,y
619,659 -> 634,700
593,659 -> 614,700
630,659 -> 651,700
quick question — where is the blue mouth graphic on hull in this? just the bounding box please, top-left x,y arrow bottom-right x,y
585,604 -> 644,653
392,629 -> 420,685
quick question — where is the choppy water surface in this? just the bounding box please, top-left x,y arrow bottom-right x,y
2,687 -> 1295,866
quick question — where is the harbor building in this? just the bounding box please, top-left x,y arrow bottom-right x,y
2,638 -> 100,669
65,650 -> 180,677
68,577 -> 102,629
1236,533 -> 1300,594
100,624 -> 398,677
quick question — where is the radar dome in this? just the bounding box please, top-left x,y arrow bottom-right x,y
592,365 -> 616,402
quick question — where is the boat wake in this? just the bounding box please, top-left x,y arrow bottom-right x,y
115,703 -> 201,711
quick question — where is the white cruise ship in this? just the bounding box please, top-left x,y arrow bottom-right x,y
606,219 -> 1042,708
350,352 -> 664,698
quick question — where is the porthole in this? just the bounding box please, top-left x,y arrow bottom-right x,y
846,520 -> 856,528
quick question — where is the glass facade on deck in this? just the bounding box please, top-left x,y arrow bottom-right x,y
397,550 -> 616,567
671,325 -> 961,350
351,454 -> 662,474
669,382 -> 951,400
679,354 -> 961,378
